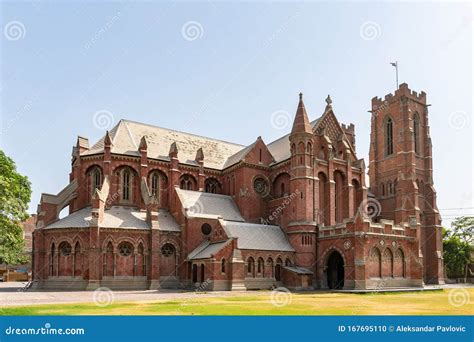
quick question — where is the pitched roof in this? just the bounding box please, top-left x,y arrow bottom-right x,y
155,209 -> 181,232
187,239 -> 232,260
221,220 -> 294,252
84,120 -> 245,169
43,206 -> 180,231
82,101 -> 327,169
175,188 -> 245,221
44,206 -> 150,230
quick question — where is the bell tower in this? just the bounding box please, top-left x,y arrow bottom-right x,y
368,83 -> 444,284
287,93 -> 317,271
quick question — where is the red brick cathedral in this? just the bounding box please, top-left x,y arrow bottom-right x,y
32,83 -> 444,291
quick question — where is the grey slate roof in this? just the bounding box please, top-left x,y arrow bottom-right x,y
82,114 -> 321,170
176,188 -> 245,222
44,206 -> 179,231
83,120 -> 245,169
44,207 -> 92,229
221,220 -> 294,252
222,141 -> 256,169
187,239 -> 232,260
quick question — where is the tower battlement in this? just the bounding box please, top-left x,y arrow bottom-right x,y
371,83 -> 427,110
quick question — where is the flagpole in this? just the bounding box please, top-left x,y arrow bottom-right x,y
391,61 -> 399,89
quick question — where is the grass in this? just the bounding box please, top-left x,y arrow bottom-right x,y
1,289 -> 472,315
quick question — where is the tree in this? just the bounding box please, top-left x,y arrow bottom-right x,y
0,150 -> 32,266
443,216 -> 474,281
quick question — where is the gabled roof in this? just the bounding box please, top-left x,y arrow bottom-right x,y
175,188 -> 245,222
220,220 -> 294,252
83,120 -> 245,169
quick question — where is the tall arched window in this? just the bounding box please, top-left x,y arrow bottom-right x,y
247,257 -> 255,277
257,257 -> 264,275
50,243 -> 55,276
151,172 -> 159,198
413,113 -> 420,155
121,168 -> 132,201
385,117 -> 394,156
74,241 -> 82,277
221,258 -> 226,274
93,168 -> 102,193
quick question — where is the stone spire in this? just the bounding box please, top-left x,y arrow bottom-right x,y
291,92 -> 312,134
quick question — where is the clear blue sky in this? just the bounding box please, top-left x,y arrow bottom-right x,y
1,1 -> 472,227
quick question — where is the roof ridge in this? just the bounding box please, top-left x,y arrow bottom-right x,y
122,120 -> 138,150
121,119 -> 246,147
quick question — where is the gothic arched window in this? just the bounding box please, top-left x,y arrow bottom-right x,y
121,168 -> 132,201
384,117 -> 394,156
413,113 -> 420,155
93,168 -> 102,193
205,178 -> 219,194
151,172 -> 159,198
180,174 -> 195,191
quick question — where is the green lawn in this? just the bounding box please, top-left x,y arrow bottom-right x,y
1,289 -> 472,315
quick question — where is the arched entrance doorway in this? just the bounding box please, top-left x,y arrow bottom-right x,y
326,251 -> 344,289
